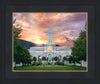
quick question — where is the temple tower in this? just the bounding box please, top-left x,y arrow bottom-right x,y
46,28 -> 54,62
47,28 -> 53,44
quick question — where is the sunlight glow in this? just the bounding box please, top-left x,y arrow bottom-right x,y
34,36 -> 47,44
35,40 -> 44,44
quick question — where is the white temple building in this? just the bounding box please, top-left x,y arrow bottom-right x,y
28,28 -> 72,62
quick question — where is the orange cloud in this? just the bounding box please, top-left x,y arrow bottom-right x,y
14,13 -> 73,46
13,13 -> 87,47
31,36 -> 47,44
51,13 -> 61,20
62,13 -> 72,17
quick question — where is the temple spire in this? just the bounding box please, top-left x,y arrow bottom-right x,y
47,25 -> 53,44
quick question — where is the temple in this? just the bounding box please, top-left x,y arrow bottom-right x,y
28,28 -> 72,62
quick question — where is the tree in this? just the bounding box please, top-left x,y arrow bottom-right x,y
54,56 -> 58,61
72,30 -> 86,66
63,57 -> 67,61
68,55 -> 76,65
20,46 -> 32,65
13,20 -> 32,67
14,40 -> 22,65
14,39 -> 32,66
66,55 -> 69,58
13,23 -> 22,66
42,56 -> 46,61
33,57 -> 37,62
13,25 -> 22,40
69,56 -> 72,64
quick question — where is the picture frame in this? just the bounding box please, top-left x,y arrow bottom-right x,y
12,12 -> 88,72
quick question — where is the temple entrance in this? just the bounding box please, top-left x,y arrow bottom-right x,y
48,54 -> 52,62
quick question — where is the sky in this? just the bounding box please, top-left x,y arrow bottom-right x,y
13,13 -> 87,47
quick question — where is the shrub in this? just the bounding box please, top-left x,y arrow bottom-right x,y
54,56 -> 58,61
55,61 -> 64,65
61,62 -> 64,65
42,56 -> 46,61
36,62 -> 42,66
33,57 -> 37,61
32,62 -> 37,66
48,62 -> 52,65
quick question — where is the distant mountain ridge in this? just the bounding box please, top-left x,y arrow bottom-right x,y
19,39 -> 60,49
19,39 -> 35,49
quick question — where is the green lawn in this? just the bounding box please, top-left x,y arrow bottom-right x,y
14,65 -> 86,71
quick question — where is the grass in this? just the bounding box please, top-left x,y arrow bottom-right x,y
14,65 -> 86,71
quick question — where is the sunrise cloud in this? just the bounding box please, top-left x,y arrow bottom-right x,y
13,13 -> 87,47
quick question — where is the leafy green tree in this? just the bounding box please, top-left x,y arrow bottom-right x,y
42,56 -> 46,61
72,56 -> 76,65
68,55 -> 76,65
14,40 -> 22,64
69,56 -> 72,64
14,28 -> 23,66
33,57 -> 37,61
54,56 -> 58,61
63,57 -> 67,61
20,46 -> 32,65
13,20 -> 32,67
63,56 -> 69,62
72,30 -> 86,66
14,39 -> 32,66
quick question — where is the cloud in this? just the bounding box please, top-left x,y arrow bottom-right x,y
13,13 -> 87,47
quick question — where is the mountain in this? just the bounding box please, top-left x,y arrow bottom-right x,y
19,39 -> 35,49
19,39 -> 60,49
56,44 -> 60,46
